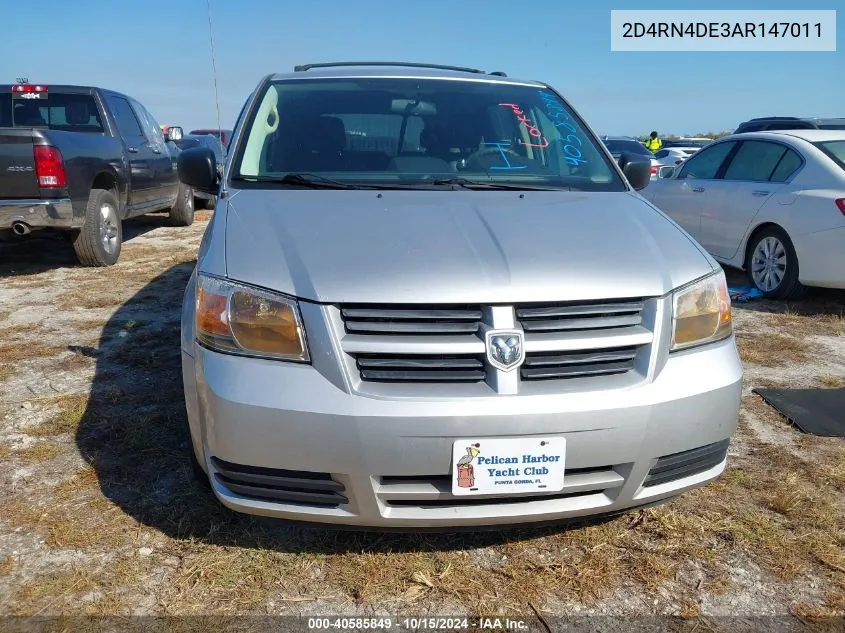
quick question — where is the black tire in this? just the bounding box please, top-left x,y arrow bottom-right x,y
170,182 -> 195,226
72,188 -> 122,266
745,225 -> 804,300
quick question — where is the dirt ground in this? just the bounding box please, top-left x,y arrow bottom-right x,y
0,212 -> 843,628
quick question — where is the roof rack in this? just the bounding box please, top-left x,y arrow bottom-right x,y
748,116 -> 801,121
293,61 -> 489,74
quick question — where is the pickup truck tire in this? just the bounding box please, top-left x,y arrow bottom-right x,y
170,183 -> 195,226
72,188 -> 122,267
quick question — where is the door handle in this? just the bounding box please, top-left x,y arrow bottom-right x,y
752,190 -> 770,196
127,147 -> 139,153
692,186 -> 705,193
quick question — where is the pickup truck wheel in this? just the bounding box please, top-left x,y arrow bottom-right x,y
72,189 -> 122,266
170,183 -> 195,226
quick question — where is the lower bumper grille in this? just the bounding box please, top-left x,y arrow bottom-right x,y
377,465 -> 625,508
211,457 -> 348,507
643,439 -> 729,488
521,347 -> 638,381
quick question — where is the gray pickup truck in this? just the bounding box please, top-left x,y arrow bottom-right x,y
0,82 -> 194,266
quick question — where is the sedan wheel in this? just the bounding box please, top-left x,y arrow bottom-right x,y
750,236 -> 787,293
745,226 -> 804,300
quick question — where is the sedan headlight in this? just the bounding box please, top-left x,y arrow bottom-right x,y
671,270 -> 732,351
195,274 -> 309,362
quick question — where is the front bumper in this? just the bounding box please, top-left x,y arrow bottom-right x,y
0,198 -> 80,230
184,335 -> 742,529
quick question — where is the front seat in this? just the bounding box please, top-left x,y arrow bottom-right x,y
298,116 -> 349,171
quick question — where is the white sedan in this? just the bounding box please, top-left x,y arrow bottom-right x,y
642,130 -> 845,299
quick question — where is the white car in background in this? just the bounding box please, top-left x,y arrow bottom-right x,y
643,130 -> 845,299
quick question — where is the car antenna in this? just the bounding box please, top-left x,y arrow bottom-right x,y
205,0 -> 225,169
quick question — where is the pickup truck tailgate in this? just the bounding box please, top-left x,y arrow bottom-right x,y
0,129 -> 39,198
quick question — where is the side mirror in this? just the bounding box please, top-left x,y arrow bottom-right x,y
165,126 -> 184,142
178,147 -> 218,193
658,165 -> 677,179
618,152 -> 652,191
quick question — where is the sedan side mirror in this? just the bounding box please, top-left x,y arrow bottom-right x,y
658,165 -> 677,179
178,146 -> 219,193
618,152 -> 652,191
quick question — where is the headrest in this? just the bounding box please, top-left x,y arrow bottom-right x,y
66,100 -> 91,125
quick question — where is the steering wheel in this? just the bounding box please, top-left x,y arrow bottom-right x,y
463,145 -> 523,170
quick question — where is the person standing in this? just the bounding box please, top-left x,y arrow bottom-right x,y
645,130 -> 662,153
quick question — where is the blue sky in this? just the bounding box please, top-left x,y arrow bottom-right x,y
1,1 -> 841,136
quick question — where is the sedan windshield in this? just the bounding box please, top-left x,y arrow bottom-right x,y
231,78 -> 624,191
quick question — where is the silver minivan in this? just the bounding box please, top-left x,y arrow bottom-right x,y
177,62 -> 742,529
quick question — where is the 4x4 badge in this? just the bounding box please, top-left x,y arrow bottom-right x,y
486,330 -> 525,372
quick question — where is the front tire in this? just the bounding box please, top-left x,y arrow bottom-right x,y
72,189 -> 122,266
170,183 -> 195,226
745,226 -> 804,300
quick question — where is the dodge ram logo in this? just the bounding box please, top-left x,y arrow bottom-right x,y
486,330 -> 525,372
6,166 -> 33,172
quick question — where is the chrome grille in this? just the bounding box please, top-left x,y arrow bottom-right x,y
355,354 -> 486,382
340,305 -> 482,336
516,299 -> 644,333
521,347 -> 638,381
336,298 -> 654,389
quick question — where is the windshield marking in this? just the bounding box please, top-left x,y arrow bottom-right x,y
483,141 -> 529,170
498,103 -> 549,149
538,91 -> 588,166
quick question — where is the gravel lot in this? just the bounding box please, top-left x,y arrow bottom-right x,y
0,211 -> 843,628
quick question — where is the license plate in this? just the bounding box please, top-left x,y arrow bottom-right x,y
451,437 -> 566,496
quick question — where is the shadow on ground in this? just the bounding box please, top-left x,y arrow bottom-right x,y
0,214 -> 171,277
73,262 -> 628,555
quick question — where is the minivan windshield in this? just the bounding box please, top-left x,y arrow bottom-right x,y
232,78 -> 624,191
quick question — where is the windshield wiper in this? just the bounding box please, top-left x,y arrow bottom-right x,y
234,173 -> 363,189
430,178 -> 563,191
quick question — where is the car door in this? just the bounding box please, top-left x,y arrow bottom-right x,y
106,95 -> 156,210
647,140 -> 738,241
697,140 -> 802,260
131,100 -> 179,208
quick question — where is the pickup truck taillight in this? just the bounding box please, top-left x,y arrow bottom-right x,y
34,146 -> 67,188
836,199 -> 845,216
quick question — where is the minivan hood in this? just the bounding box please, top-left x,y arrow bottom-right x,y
223,189 -> 713,304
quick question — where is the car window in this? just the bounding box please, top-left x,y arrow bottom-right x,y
677,141 -> 736,180
765,122 -> 812,131
814,140 -> 845,172
818,124 -> 845,130
107,96 -> 145,140
131,102 -> 166,152
233,78 -> 623,191
654,149 -> 668,159
4,92 -> 104,132
723,141 -> 789,182
769,148 -> 803,182
604,139 -> 649,155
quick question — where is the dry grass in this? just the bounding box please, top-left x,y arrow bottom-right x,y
763,308 -> 845,337
16,441 -> 60,463
6,566 -> 99,615
816,375 -> 845,388
735,331 -> 812,367
29,394 -> 89,437
0,444 -> 10,460
0,556 -> 14,576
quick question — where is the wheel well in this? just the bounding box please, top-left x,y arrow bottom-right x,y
743,222 -> 781,269
91,172 -> 118,198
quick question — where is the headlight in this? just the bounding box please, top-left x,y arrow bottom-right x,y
195,274 -> 309,362
670,270 -> 732,351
